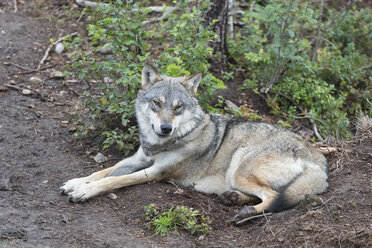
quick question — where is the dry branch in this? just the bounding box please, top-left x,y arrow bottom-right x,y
74,1 -> 179,25
142,6 -> 179,25
235,212 -> 272,226
75,0 -> 105,8
38,32 -> 78,70
13,0 -> 18,13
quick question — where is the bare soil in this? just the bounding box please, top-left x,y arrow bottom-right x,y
0,1 -> 371,247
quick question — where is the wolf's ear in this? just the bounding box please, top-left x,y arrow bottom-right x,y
142,63 -> 160,89
181,72 -> 202,95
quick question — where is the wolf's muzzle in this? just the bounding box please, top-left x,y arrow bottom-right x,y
160,123 -> 173,135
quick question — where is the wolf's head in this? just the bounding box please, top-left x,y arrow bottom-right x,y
135,63 -> 205,142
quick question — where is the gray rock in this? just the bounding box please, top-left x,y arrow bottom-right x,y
29,76 -> 42,84
21,89 -> 32,95
50,70 -> 64,78
94,152 -> 107,163
108,193 -> 118,200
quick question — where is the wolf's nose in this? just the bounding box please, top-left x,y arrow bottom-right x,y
160,123 -> 172,134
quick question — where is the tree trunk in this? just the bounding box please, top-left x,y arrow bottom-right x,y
202,0 -> 230,64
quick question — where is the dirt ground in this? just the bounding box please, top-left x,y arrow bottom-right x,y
0,1 -> 371,247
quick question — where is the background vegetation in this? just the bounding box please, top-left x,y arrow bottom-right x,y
65,0 -> 371,154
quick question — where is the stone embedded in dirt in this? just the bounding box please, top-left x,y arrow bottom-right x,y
94,152 -> 107,163
50,70 -> 64,78
29,76 -> 42,84
0,85 -> 8,91
0,178 -> 12,191
198,235 -> 205,241
108,193 -> 118,200
61,214 -> 70,224
55,42 -> 65,54
21,89 -> 32,95
68,126 -> 77,133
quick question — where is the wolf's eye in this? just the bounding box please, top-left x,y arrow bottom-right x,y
174,103 -> 183,112
152,99 -> 162,108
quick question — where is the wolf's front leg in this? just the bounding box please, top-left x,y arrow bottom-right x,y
60,147 -> 151,195
66,165 -> 163,202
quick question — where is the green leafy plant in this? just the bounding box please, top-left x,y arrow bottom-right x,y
144,204 -> 211,236
275,120 -> 292,129
154,0 -> 225,108
65,0 -> 151,154
230,0 -> 371,139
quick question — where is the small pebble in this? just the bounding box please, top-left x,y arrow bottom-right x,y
108,193 -> 117,200
50,71 -> 64,78
55,43 -> 65,54
29,77 -> 42,84
68,127 -> 77,133
0,85 -> 8,91
94,152 -> 107,163
22,89 -> 32,95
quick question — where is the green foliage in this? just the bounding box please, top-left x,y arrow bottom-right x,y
65,0 -> 151,154
272,75 -> 349,137
65,0 -> 371,144
144,204 -> 211,236
154,0 -> 225,107
230,0 -> 371,138
275,120 -> 292,129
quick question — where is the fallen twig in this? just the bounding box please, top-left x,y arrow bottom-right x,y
254,212 -> 273,247
4,84 -> 35,96
142,6 -> 179,25
75,0 -> 105,8
9,64 -> 57,75
13,0 -> 18,13
235,212 -> 272,226
312,196 -> 335,210
38,32 -> 78,70
3,61 -> 32,71
4,84 -> 23,92
75,1 -> 179,25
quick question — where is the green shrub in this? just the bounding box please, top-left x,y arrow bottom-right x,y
144,204 -> 211,236
153,0 -> 225,110
230,0 -> 371,139
65,0 -> 151,154
66,0 -> 371,143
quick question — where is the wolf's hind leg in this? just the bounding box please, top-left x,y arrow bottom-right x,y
230,175 -> 279,225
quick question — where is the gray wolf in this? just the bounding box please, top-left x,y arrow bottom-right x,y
61,63 -> 328,225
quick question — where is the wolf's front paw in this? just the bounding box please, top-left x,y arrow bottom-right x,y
60,177 -> 88,195
66,181 -> 100,203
